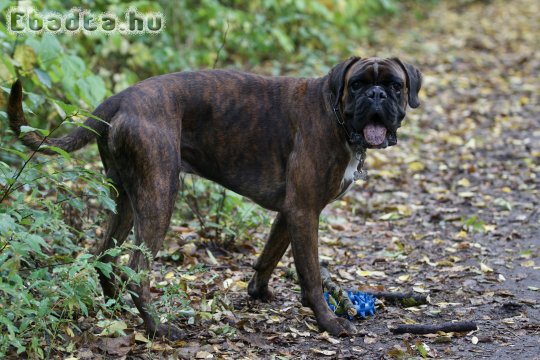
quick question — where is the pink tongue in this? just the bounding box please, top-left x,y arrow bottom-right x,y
363,123 -> 387,146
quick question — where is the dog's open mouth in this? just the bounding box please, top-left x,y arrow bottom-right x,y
363,122 -> 387,146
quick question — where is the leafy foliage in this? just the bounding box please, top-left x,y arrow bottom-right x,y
0,119 -> 110,357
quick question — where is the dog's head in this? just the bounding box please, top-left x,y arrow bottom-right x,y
329,57 -> 422,148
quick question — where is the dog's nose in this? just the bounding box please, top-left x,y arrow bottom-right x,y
366,86 -> 387,101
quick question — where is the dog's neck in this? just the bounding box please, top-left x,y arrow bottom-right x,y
319,76 -> 366,152
319,77 -> 368,182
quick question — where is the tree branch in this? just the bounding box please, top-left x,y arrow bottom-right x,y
391,321 -> 478,335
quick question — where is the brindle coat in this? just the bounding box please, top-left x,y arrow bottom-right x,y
8,57 -> 422,338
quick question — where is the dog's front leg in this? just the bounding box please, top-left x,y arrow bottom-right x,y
248,213 -> 290,301
280,140 -> 356,336
284,208 -> 356,337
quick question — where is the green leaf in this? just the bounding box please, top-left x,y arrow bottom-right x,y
416,341 -> 428,358
100,194 -> 117,213
0,315 -> 18,337
60,55 -> 85,78
76,75 -> 106,107
37,298 -> 52,317
52,99 -> 79,118
38,34 -> 63,66
41,146 -> 71,161
0,147 -> 30,161
379,212 -> 401,221
118,264 -> 138,280
64,121 -> 100,136
94,262 -> 113,279
78,109 -> 111,126
0,214 -> 17,234
102,247 -> 122,257
494,198 -> 512,211
22,234 -> 49,254
13,45 -> 37,73
0,55 -> 16,81
79,301 -> 89,317
34,68 -> 52,88
271,28 -> 294,53
19,125 -> 50,136
77,253 -> 93,261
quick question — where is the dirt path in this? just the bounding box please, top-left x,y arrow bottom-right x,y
84,1 -> 539,358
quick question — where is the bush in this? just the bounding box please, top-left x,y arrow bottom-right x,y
0,114 -> 111,357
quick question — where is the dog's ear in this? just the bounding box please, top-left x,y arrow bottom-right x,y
328,56 -> 361,108
393,58 -> 422,108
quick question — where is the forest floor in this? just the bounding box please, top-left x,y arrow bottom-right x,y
76,0 -> 539,359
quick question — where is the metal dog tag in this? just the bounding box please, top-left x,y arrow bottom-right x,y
353,148 -> 368,181
353,169 -> 368,181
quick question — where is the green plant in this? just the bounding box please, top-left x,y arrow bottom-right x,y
177,175 -> 271,248
462,214 -> 486,234
0,97 -> 149,357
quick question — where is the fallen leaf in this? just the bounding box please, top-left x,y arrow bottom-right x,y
318,332 -> 340,344
356,269 -> 387,278
196,351 -> 214,359
457,178 -> 471,187
97,320 -> 128,337
98,335 -> 133,356
312,348 -> 337,356
134,332 -> 150,343
364,334 -> 378,344
480,263 -> 493,273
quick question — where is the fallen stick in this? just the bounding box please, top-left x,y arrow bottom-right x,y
365,291 -> 428,307
391,321 -> 478,335
320,265 -> 357,317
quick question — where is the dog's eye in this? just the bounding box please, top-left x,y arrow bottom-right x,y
350,81 -> 362,92
391,82 -> 403,94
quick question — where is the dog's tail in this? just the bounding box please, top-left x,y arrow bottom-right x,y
8,80 -> 118,155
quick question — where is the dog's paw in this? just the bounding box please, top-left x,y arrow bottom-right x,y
247,281 -> 274,302
319,316 -> 357,337
148,323 -> 185,341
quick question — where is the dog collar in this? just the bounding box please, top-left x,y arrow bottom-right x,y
332,104 -> 364,146
330,90 -> 364,147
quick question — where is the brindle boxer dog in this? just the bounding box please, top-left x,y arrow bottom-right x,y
8,56 -> 421,339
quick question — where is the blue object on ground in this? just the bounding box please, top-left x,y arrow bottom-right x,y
324,291 -> 376,319
347,290 -> 376,318
323,292 -> 337,313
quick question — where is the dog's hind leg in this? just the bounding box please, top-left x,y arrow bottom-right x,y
248,213 -> 290,301
113,125 -> 183,340
95,176 -> 134,299
126,173 -> 182,339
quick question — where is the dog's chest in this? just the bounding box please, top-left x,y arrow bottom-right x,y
334,155 -> 360,200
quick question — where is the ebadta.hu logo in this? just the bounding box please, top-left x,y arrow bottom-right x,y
6,6 -> 165,35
